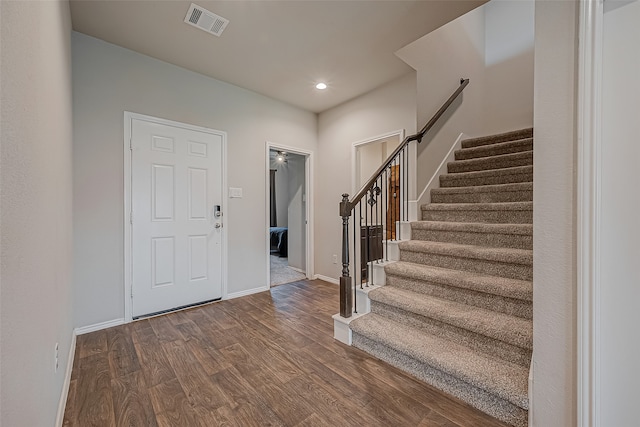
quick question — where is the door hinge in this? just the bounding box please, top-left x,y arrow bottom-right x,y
129,137 -> 133,150
130,211 -> 133,224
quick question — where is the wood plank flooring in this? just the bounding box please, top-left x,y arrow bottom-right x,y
63,279 -> 510,427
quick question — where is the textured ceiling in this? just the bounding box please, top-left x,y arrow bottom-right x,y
70,0 -> 485,113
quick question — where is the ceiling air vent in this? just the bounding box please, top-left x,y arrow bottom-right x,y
184,3 -> 229,37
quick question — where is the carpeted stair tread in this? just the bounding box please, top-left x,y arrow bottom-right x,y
448,151 -> 533,174
440,165 -> 533,188
431,182 -> 532,204
411,221 -> 532,236
385,261 -> 532,302
410,220 -> 532,249
350,314 -> 529,409
422,201 -> 533,212
399,240 -> 532,281
421,202 -> 533,224
461,128 -> 533,149
455,138 -> 533,161
369,286 -> 532,350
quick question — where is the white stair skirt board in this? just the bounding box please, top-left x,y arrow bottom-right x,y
408,200 -> 419,222
372,260 -> 396,286
396,221 -> 412,240
528,360 -> 533,427
356,283 -> 384,314
383,239 -> 410,261
333,312 -> 366,345
417,133 -> 467,207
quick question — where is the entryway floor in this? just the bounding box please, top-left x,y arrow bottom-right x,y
63,279 -> 510,426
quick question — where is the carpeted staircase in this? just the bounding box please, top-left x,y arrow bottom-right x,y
350,128 -> 533,427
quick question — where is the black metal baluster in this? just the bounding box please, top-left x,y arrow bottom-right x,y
384,167 -> 388,261
359,202 -> 363,289
378,176 -> 382,265
353,202 -> 357,314
405,145 -> 408,222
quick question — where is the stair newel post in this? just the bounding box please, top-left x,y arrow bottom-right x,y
339,194 -> 353,318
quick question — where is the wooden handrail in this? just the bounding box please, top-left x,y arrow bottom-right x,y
339,78 -> 469,318
345,78 -> 469,212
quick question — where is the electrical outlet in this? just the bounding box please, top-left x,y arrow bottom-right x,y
332,254 -> 338,264
54,343 -> 59,373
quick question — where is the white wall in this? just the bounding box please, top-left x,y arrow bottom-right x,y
72,33 -> 317,327
532,1 -> 577,425
395,1 -> 534,205
286,154 -> 306,271
316,73 -> 417,280
483,0 -> 535,135
0,1 -> 75,425
599,0 -> 640,423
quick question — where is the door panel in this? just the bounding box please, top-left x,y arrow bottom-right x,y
132,119 -> 223,318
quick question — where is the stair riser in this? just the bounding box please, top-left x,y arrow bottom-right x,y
455,139 -> 533,161
422,209 -> 533,224
352,334 -> 529,427
440,171 -> 533,188
431,189 -> 532,204
448,152 -> 533,173
461,129 -> 533,149
411,228 -> 532,250
400,250 -> 533,281
371,301 -> 531,364
385,273 -> 532,319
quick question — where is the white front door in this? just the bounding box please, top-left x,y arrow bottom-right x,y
131,118 -> 224,318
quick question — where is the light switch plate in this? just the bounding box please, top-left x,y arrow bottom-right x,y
229,187 -> 243,198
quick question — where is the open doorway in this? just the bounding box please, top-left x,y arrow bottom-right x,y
267,146 -> 310,287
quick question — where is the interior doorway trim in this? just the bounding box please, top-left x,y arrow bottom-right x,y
350,129 -> 405,195
265,142 -> 314,288
576,0 -> 604,425
124,112 -> 228,323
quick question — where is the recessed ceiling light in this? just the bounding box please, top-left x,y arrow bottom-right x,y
315,82 -> 327,90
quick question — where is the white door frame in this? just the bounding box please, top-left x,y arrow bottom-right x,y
350,129 -> 405,196
265,142 -> 314,287
124,112 -> 228,323
577,0 -> 604,425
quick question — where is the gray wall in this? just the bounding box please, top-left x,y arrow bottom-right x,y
316,73 -> 417,280
0,0 -> 75,425
532,1 -> 577,425
600,0 -> 640,423
270,154 -> 289,228
286,154 -> 306,271
72,33 -> 317,327
396,1 -> 534,208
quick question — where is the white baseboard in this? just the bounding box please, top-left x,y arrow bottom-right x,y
289,266 -> 306,275
55,330 -> 76,427
226,286 -> 269,299
314,274 -> 339,285
75,318 -> 125,335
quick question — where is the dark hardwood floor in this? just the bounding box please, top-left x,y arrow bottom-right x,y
63,279 -> 509,427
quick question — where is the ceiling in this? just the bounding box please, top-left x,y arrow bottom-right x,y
70,0 -> 485,113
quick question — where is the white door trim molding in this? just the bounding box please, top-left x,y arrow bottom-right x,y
577,1 -> 604,426
124,112 -> 228,322
265,142 -> 315,287
350,129 -> 405,196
